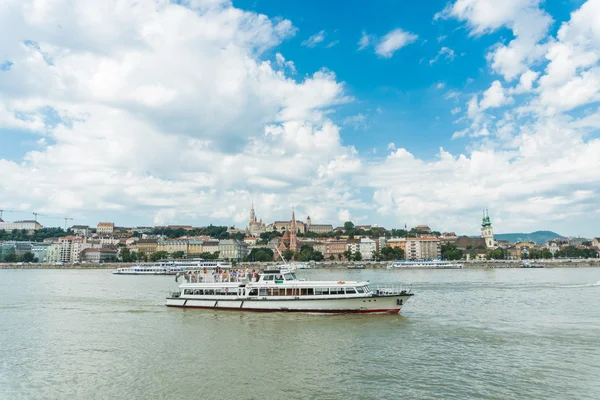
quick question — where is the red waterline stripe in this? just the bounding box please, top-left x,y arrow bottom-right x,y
166,305 -> 401,313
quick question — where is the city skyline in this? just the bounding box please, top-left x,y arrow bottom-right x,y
1,0 -> 599,237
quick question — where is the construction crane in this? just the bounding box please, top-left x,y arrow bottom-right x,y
32,212 -> 73,230
0,209 -> 15,220
64,217 -> 73,231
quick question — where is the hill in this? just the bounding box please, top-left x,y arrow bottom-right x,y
492,231 -> 564,244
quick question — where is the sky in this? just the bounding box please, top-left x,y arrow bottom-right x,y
0,0 -> 599,237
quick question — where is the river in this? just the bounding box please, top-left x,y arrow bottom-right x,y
1,268 -> 599,399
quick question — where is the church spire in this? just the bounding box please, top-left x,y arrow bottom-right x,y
290,207 -> 298,252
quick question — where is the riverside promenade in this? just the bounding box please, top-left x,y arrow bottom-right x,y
1,259 -> 599,269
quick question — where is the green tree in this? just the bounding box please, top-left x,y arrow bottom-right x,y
282,249 -> 296,261
22,252 -> 36,263
379,246 -> 405,261
149,251 -> 169,262
5,253 -> 18,263
344,221 -> 354,232
353,251 -> 362,261
247,248 -> 274,262
328,255 -> 335,261
486,248 -> 509,260
172,251 -> 186,259
120,248 -> 137,262
441,244 -> 463,260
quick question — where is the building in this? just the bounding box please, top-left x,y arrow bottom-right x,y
132,227 -> 153,234
45,243 -> 62,264
58,236 -> 89,263
32,243 -> 52,263
157,240 -> 189,255
133,239 -> 158,254
405,238 -> 441,260
247,202 -> 267,237
481,210 -> 495,248
592,238 -> 600,248
386,237 -> 407,252
202,241 -> 220,255
304,216 -> 334,234
81,248 -> 118,263
187,240 -> 204,257
324,240 -> 347,260
359,238 -> 377,260
273,209 -> 300,259
97,222 -> 115,235
0,220 -> 43,232
244,237 -> 258,247
413,224 -> 431,233
311,241 -> 327,255
218,239 -> 249,261
346,239 -> 360,255
71,225 -> 90,237
454,236 -> 488,259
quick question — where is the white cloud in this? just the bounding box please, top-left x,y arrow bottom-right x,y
338,209 -> 351,223
439,0 -> 553,80
436,82 -> 446,89
387,142 -> 396,150
302,30 -> 326,48
357,31 -> 372,50
429,47 -> 456,65
451,106 -> 461,115
0,0 -> 363,226
479,80 -> 512,109
375,29 -> 418,58
343,113 -> 367,130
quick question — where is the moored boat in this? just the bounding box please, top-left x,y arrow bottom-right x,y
112,259 -> 232,275
166,268 -> 413,313
387,260 -> 463,269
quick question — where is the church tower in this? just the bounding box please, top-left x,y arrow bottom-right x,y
249,201 -> 256,224
290,208 -> 298,252
481,209 -> 495,248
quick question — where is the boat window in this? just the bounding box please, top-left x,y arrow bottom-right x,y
259,289 -> 269,296
249,289 -> 258,296
184,289 -> 193,295
346,288 -> 356,294
356,287 -> 364,293
364,286 -> 370,292
263,275 -> 274,281
272,288 -> 280,296
307,288 -> 314,295
315,288 -> 328,295
193,289 -> 202,295
284,274 -> 294,280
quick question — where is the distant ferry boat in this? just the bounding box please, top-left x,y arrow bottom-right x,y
166,268 -> 413,313
112,259 -> 232,275
387,260 -> 463,269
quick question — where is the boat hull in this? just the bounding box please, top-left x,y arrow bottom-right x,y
165,294 -> 413,314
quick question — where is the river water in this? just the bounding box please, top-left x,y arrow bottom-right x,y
1,268 -> 599,399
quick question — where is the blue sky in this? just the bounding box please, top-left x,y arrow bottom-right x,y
1,0 -> 599,237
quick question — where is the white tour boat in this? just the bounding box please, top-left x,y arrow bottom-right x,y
112,259 -> 232,275
387,259 -> 463,269
166,268 -> 413,313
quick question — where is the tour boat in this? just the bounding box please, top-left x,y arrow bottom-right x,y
112,259 -> 232,275
166,268 -> 413,313
387,259 -> 463,269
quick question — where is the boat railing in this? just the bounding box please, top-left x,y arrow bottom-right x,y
374,286 -> 412,296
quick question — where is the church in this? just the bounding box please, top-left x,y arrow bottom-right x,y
274,209 -> 299,261
246,202 -> 266,237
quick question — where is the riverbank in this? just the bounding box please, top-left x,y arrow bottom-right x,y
1,259 -> 599,269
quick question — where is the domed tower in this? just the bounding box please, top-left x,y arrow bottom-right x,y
306,215 -> 311,232
481,209 -> 495,248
